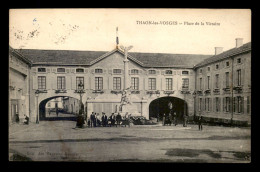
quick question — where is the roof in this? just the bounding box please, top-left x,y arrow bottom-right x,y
16,48 -> 211,68
9,46 -> 32,65
194,42 -> 251,68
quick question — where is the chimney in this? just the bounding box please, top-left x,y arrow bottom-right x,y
215,47 -> 223,55
236,38 -> 243,48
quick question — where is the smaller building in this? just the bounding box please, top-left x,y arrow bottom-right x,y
45,97 -> 64,111
62,97 -> 80,115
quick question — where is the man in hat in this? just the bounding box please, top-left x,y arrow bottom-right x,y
90,112 -> 95,128
101,112 -> 107,127
116,113 -> 122,127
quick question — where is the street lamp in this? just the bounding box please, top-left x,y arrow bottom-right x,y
192,91 -> 197,122
35,91 -> 39,124
77,81 -> 84,115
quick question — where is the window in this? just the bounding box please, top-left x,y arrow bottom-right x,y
199,78 -> 202,90
237,58 -> 241,64
215,74 -> 219,88
148,78 -> 156,90
182,71 -> 189,75
225,97 -> 231,112
199,69 -> 202,73
237,69 -> 241,86
207,98 -> 210,112
225,72 -> 230,88
165,70 -> 172,74
216,64 -> 219,69
76,77 -> 84,90
207,67 -> 210,71
204,98 -> 207,111
226,61 -> 230,67
95,69 -> 103,73
237,96 -> 243,113
131,77 -> 139,90
38,76 -> 46,89
182,78 -> 189,90
216,97 -> 219,112
38,68 -> 46,72
199,98 -> 202,111
131,69 -> 139,74
247,96 -> 250,114
113,77 -> 121,90
57,68 -> 65,73
148,70 -> 156,74
166,78 -> 173,90
76,68 -> 84,73
95,77 -> 103,90
113,69 -> 122,74
207,76 -> 210,89
233,97 -> 236,113
57,76 -> 66,89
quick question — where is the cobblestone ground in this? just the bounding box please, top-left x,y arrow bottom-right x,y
9,116 -> 251,162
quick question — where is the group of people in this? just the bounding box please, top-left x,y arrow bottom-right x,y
75,112 -> 130,128
88,112 -> 123,127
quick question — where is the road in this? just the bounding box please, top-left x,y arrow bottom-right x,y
9,114 -> 251,162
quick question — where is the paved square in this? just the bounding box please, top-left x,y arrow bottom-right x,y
9,120 -> 250,162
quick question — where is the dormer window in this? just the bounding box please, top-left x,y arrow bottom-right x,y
182,71 -> 189,75
76,68 -> 84,73
165,70 -> 172,74
207,67 -> 210,71
199,69 -> 202,73
226,61 -> 230,67
95,69 -> 103,73
237,58 -> 241,64
57,68 -> 65,73
38,68 -> 46,72
148,70 -> 156,74
113,69 -> 122,74
131,69 -> 139,74
215,64 -> 219,70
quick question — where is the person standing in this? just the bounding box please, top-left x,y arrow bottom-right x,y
162,113 -> 166,126
90,112 -> 94,128
169,111 -> 173,126
93,113 -> 97,127
104,113 -> 108,127
48,108 -> 51,116
198,116 -> 203,131
183,113 -> 188,127
56,108 -> 59,117
116,113 -> 122,127
173,112 -> 178,126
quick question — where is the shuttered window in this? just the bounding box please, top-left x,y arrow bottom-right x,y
76,77 -> 84,90
182,78 -> 189,90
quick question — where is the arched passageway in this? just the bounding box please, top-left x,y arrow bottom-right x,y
149,96 -> 188,122
39,96 -> 81,121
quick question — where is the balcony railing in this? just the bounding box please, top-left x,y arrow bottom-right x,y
181,90 -> 191,94
55,89 -> 67,93
196,90 -> 203,95
111,90 -> 123,94
213,88 -> 220,95
223,87 -> 231,91
204,89 -> 211,94
35,89 -> 48,94
92,90 -> 104,94
74,89 -> 85,93
131,90 -> 140,94
164,90 -> 174,95
146,90 -> 160,95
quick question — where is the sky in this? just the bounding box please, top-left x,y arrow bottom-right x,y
9,9 -> 251,55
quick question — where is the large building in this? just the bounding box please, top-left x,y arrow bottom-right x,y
9,38 -> 251,124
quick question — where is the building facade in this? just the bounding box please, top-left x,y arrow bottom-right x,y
62,97 -> 81,115
194,39 -> 251,123
10,38 -> 251,124
9,47 -> 32,124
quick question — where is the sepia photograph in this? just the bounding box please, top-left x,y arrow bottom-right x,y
8,8 -> 251,162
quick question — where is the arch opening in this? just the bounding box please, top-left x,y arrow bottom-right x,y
149,96 -> 188,122
39,96 -> 81,121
